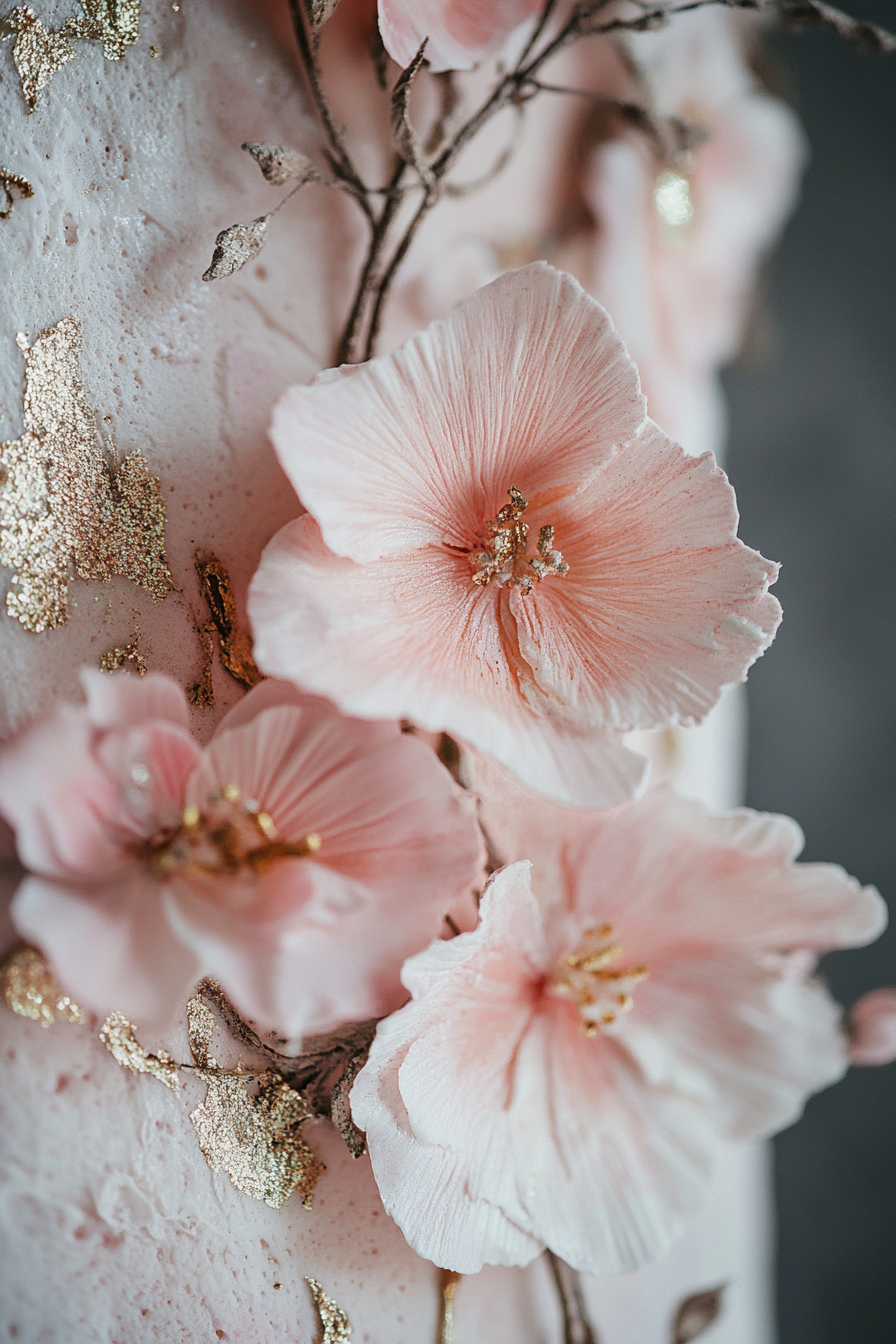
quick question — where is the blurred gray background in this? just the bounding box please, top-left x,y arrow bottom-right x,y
723,7 -> 896,1341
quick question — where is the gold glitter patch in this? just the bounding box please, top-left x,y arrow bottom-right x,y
306,1279 -> 352,1342
4,7 -> 77,112
61,0 -> 140,61
0,317 -> 172,632
194,552 -> 263,690
99,1010 -> 181,1089
187,994 -> 325,1210
202,217 -> 270,282
1,942 -> 86,1027
0,168 -> 34,219
100,637 -> 147,676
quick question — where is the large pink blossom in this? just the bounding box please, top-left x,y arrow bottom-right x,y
250,264 -> 781,809
585,9 -> 806,457
0,671 -> 483,1036
378,0 -> 541,73
351,787 -> 885,1274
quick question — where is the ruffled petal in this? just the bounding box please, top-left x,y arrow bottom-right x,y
11,873 -> 199,1026
378,0 -> 541,72
849,989 -> 896,1066
269,265 -> 644,564
623,951 -> 848,1139
511,421 -> 781,731
81,668 -> 191,732
0,704 -> 137,881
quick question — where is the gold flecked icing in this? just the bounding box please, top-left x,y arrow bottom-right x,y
4,7 -> 77,112
306,1279 -> 352,1342
100,638 -> 147,676
0,318 -> 172,632
187,994 -> 326,1210
99,1011 -> 181,1089
1,943 -> 86,1027
0,168 -> 34,219
61,0 -> 140,61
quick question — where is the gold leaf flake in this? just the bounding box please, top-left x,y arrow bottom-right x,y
1,942 -> 86,1027
306,1278 -> 352,1342
61,0 -> 140,62
0,168 -> 34,220
187,993 -> 325,1209
194,552 -> 263,690
4,7 -> 77,113
202,217 -> 270,282
99,1010 -> 181,1089
0,317 -> 172,633
242,141 -> 317,187
100,637 -> 147,676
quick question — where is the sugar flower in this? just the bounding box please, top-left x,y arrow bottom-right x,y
586,8 -> 806,457
0,671 -> 483,1036
351,788 -> 885,1274
849,989 -> 896,1066
250,264 -> 781,809
378,0 -> 540,73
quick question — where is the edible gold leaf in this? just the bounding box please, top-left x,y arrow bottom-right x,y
61,0 -> 140,61
0,317 -> 172,632
306,1278 -> 352,1342
99,1010 -> 181,1089
1,942 -> 86,1027
0,168 -> 34,219
202,217 -> 270,282
4,6 -> 77,112
186,992 -> 325,1209
194,551 -> 263,690
100,637 -> 147,676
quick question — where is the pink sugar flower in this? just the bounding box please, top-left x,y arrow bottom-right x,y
0,671 -> 483,1036
350,788 -> 885,1274
249,264 -> 781,809
849,989 -> 896,1066
586,9 -> 806,456
378,0 -> 541,73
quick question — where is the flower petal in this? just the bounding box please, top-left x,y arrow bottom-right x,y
269,265 -> 644,564
378,0 -> 541,72
849,988 -> 896,1066
81,668 -> 191,731
512,421 -> 782,732
12,874 -> 199,1025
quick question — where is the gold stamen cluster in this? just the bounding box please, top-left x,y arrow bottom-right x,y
469,486 -> 569,595
552,923 -> 648,1035
149,782 -> 321,880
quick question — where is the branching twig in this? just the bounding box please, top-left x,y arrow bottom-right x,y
546,1250 -> 601,1344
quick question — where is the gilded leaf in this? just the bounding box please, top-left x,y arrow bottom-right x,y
242,141 -> 317,186
672,1285 -> 726,1343
202,216 -> 270,281
194,552 -> 263,689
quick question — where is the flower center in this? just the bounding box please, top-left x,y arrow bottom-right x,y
147,783 -> 321,881
550,923 -> 648,1035
469,486 -> 569,595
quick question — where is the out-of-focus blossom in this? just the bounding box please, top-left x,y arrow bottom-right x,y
351,788 -> 885,1274
585,8 -> 806,457
378,0 -> 540,73
0,672 -> 483,1036
849,988 -> 896,1066
250,264 -> 781,809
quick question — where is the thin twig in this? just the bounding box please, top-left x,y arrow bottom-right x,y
546,1251 -> 601,1344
